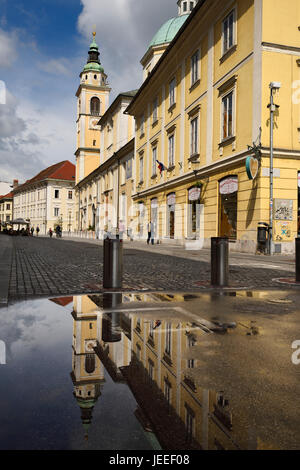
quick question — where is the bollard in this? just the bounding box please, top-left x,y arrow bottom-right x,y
103,238 -> 123,289
296,238 -> 300,282
211,237 -> 229,287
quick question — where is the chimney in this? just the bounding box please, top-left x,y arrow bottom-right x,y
13,179 -> 18,189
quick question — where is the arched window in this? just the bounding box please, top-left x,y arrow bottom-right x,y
85,354 -> 95,374
90,97 -> 100,116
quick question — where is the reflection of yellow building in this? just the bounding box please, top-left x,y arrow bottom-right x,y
125,0 -> 300,253
0,192 -> 13,227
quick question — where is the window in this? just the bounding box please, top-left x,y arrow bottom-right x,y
190,116 -> 199,156
223,10 -> 235,54
54,208 -> 59,217
6,204 -> 10,210
165,323 -> 172,356
222,91 -> 234,140
191,50 -> 199,85
183,1 -> 187,12
126,158 -> 132,179
68,191 -> 73,200
153,97 -> 158,123
152,146 -> 157,176
169,78 -> 176,107
140,114 -> 145,135
90,97 -> 100,116
164,379 -> 171,404
139,156 -> 144,183
93,140 -> 96,146
190,1 -> 194,9
185,405 -> 195,442
168,135 -> 175,167
148,359 -> 154,381
55,190 -> 59,199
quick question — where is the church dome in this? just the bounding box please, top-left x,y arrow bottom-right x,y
149,14 -> 189,48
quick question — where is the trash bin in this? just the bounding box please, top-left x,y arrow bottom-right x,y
211,237 -> 229,287
103,238 -> 123,289
296,238 -> 300,282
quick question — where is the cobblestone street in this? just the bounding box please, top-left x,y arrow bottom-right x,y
4,235 -> 297,302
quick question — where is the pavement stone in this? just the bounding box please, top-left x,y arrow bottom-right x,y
1,234 -> 297,303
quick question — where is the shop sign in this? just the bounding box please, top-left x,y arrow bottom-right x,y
219,177 -> 238,195
167,193 -> 176,206
246,155 -> 259,180
188,187 -> 201,201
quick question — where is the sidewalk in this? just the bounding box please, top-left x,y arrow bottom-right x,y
0,236 -> 13,305
57,235 -> 295,272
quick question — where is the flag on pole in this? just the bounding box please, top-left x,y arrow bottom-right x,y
156,160 -> 165,175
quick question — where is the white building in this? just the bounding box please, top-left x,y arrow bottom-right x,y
13,161 -> 76,235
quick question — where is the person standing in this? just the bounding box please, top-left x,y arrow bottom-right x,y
147,221 -> 154,245
36,226 -> 40,236
49,228 -> 53,238
30,227 -> 34,236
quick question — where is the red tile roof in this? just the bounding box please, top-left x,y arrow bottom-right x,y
14,160 -> 75,193
0,192 -> 13,200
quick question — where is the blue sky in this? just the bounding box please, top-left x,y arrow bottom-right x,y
0,0 -> 177,184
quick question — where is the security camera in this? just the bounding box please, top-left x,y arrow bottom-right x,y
269,81 -> 281,90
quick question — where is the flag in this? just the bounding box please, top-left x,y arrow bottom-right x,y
156,160 -> 165,175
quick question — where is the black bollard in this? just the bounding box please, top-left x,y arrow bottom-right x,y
296,238 -> 300,283
103,238 -> 123,289
211,237 -> 229,287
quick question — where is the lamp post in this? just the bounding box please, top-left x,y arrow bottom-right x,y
268,82 -> 281,255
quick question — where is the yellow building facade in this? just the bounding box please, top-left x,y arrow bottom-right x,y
126,0 -> 300,253
0,192 -> 13,228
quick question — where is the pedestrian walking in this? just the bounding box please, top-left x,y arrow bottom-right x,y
30,227 -> 34,236
36,226 -> 40,236
147,221 -> 154,245
49,228 -> 53,238
55,225 -> 62,238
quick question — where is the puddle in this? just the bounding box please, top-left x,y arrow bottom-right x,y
0,291 -> 299,450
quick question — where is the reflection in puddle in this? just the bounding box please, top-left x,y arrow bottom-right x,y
0,291 -> 299,450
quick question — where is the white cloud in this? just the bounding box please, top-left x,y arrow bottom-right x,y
0,27 -> 18,68
38,58 -> 72,76
77,0 -> 176,96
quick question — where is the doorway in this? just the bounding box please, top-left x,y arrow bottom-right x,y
219,176 -> 238,240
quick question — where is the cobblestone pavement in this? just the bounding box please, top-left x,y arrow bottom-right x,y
6,235 -> 299,302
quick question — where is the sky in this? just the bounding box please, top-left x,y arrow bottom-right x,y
0,0 -> 178,186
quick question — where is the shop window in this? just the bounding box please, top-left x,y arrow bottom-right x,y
219,176 -> 238,240
188,186 -> 201,239
167,193 -> 176,239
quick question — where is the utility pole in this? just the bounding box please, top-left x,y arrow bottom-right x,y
268,82 -> 281,255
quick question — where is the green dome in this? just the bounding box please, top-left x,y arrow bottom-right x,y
83,62 -> 104,73
149,15 -> 189,48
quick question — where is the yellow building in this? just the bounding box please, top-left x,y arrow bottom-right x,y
126,0 -> 300,253
75,33 -> 111,185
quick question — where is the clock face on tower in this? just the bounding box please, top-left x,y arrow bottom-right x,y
89,117 -> 100,130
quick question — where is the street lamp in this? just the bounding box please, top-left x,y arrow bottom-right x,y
267,81 -> 281,255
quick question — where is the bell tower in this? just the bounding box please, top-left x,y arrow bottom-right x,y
75,33 -> 111,184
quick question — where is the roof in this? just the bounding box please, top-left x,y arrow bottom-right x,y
0,191 -> 13,200
98,90 -> 138,127
149,14 -> 189,48
14,161 -> 75,193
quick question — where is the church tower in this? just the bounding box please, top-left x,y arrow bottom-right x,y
75,33 -> 111,184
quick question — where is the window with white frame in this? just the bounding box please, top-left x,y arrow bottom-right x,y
152,146 -> 157,176
222,90 -> 234,140
169,78 -> 176,107
54,207 -> 59,217
191,50 -> 199,86
222,10 -> 235,55
168,134 -> 175,167
153,97 -> 158,123
165,323 -> 172,356
190,116 -> 199,156
140,114 -> 145,135
139,156 -> 144,182
126,158 -> 132,179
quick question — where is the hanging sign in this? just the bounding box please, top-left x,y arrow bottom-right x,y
188,187 -> 201,201
219,177 -> 238,195
246,155 -> 259,180
167,193 -> 176,206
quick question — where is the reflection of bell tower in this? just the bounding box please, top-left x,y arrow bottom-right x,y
75,32 -> 111,184
71,296 -> 105,439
